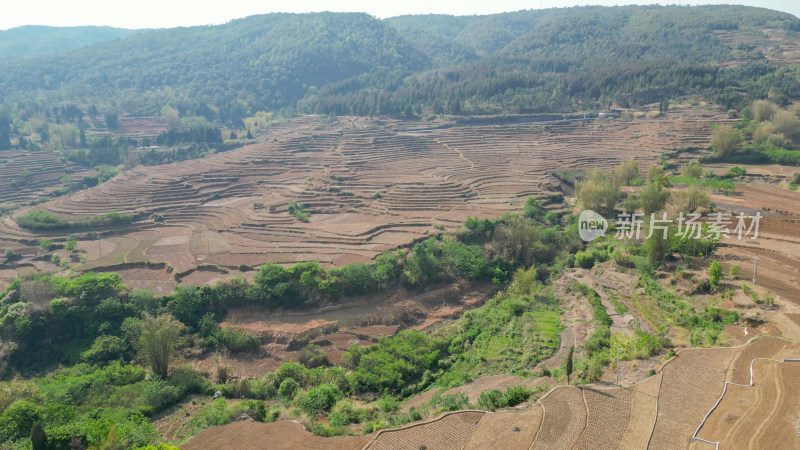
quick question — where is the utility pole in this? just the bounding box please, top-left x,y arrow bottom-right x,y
753,255 -> 760,284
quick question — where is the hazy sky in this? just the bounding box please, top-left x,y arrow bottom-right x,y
1,0 -> 798,30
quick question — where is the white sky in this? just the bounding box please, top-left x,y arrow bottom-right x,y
1,0 -> 798,30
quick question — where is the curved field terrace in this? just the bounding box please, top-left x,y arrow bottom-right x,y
0,108 -> 728,289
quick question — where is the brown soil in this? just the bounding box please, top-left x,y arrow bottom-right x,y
463,406 -> 543,449
0,107 -> 730,288
364,411 -> 484,450
182,420 -> 368,450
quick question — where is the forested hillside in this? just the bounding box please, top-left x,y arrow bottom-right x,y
0,13 -> 428,118
0,25 -> 137,60
0,6 -> 799,122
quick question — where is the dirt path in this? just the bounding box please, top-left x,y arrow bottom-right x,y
433,138 -> 475,170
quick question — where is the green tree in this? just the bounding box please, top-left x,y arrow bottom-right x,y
710,125 -> 742,158
565,345 -> 574,385
65,237 -> 78,252
278,378 -> 299,399
39,239 -> 53,252
297,384 -> 342,416
523,197 -> 545,220
709,261 -> 722,291
680,161 -> 703,178
576,170 -> 620,217
478,389 -> 505,411
138,314 -> 184,378
729,265 -> 741,279
105,112 -> 119,130
0,400 -> 43,441
639,183 -> 670,215
31,421 -> 47,450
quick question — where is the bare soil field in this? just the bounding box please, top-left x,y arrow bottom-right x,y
364,410 -> 485,450
530,386 -> 587,449
182,339 -> 800,449
182,420 -> 368,450
574,386 -> 633,449
696,359 -> 800,449
649,347 -> 739,450
463,406 -> 543,449
0,107 -> 730,289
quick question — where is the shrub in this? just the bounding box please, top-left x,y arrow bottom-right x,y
477,389 -> 504,411
376,395 -> 399,413
287,201 -> 310,222
752,100 -> 776,122
214,327 -> 259,353
169,366 -> 212,396
709,261 -> 722,290
141,381 -> 180,412
680,161 -> 703,178
503,385 -> 531,406
433,393 -> 468,412
278,378 -> 299,400
299,345 -> 329,368
0,400 -> 44,441
297,384 -> 342,416
710,125 -> 742,158
764,149 -> 800,166
81,335 -> 129,363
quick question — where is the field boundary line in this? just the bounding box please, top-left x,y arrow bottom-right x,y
459,411 -> 488,450
645,372 -> 663,449
528,397 -> 548,450
360,409 -> 485,450
577,388 -> 589,450
690,357 -> 800,449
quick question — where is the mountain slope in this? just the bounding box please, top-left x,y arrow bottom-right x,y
0,6 -> 799,119
0,25 -> 138,60
300,5 -> 800,115
0,13 -> 429,114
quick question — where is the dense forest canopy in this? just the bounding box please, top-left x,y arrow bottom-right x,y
0,5 -> 799,122
0,25 -> 138,60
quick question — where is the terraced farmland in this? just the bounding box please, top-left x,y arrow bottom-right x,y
179,338 -> 800,449
0,108 -> 729,289
0,150 -> 95,205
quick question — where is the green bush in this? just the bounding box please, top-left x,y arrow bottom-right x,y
376,395 -> 399,413
344,330 -> 444,395
287,201 -> 310,222
0,400 -> 44,441
477,389 -> 504,411
433,393 -> 468,412
214,327 -> 259,353
80,335 -> 129,363
297,384 -> 342,416
299,345 -> 330,368
502,385 -> 531,406
278,378 -> 299,399
140,381 -> 179,412
16,210 -> 134,231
